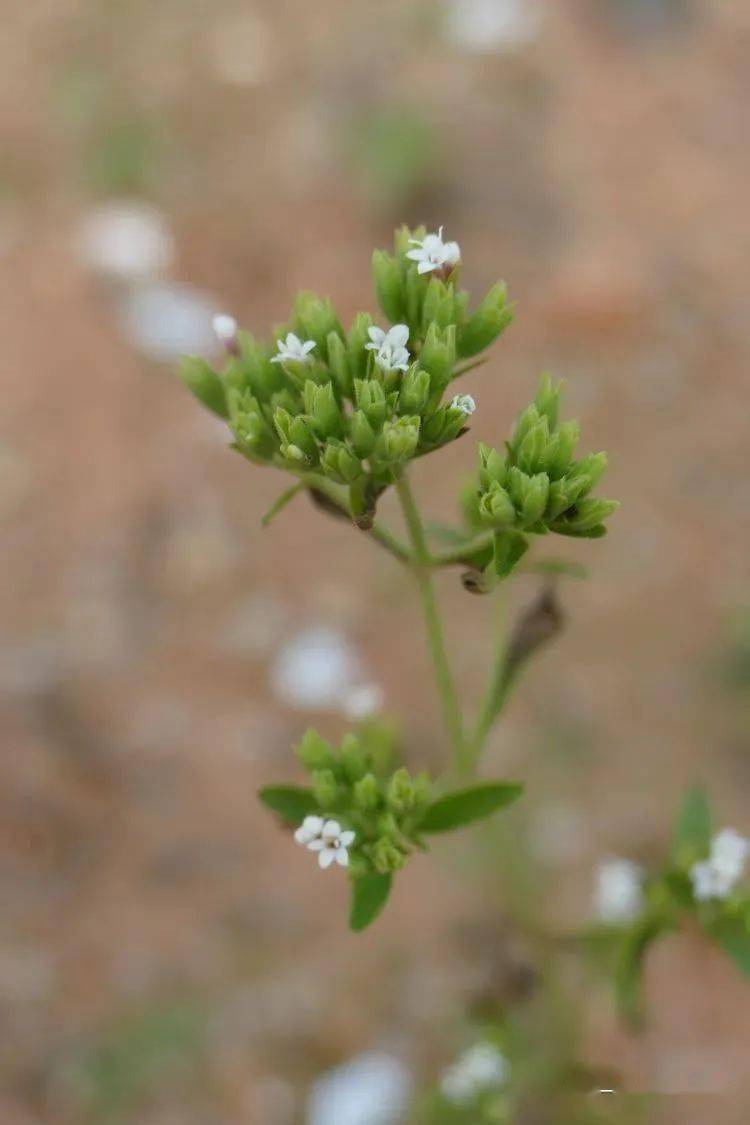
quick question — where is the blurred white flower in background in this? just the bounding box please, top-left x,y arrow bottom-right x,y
271,626 -> 364,710
307,1051 -> 413,1125
212,313 -> 238,351
440,1042 -> 509,1104
117,281 -> 220,361
342,683 -> 385,721
365,324 -> 410,373
74,201 -> 174,283
593,858 -> 644,924
444,0 -> 542,53
691,827 -> 750,902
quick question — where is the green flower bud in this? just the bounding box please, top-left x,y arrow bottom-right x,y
353,772 -> 381,813
539,420 -> 579,479
457,282 -> 513,359
312,768 -> 340,809
297,729 -> 337,772
372,250 -> 404,323
404,265 -> 424,331
178,357 -> 228,418
478,481 -> 516,528
274,409 -> 319,465
320,439 -> 363,484
398,367 -> 431,415
294,292 -> 344,356
233,333 -> 285,401
372,836 -> 406,874
230,393 -> 277,459
327,331 -> 352,397
518,472 -> 550,528
421,277 -> 456,333
387,767 -> 418,814
493,530 -> 530,578
347,313 -> 375,380
375,417 -> 420,464
303,380 -> 343,440
354,379 -> 388,429
515,418 -> 550,475
551,498 -> 620,535
534,373 -> 563,431
510,404 -> 542,453
349,410 -> 377,458
478,443 -> 507,489
340,734 -> 370,782
420,323 -> 456,398
564,452 -> 608,499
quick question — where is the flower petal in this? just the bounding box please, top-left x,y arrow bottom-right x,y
388,324 -> 409,348
308,839 -> 325,852
339,831 -> 355,847
322,819 -> 342,840
335,848 -> 349,867
319,848 -> 336,869
405,248 -> 423,261
417,260 -> 435,274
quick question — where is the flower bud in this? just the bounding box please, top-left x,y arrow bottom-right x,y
387,767 -> 418,815
478,444 -> 507,489
375,417 -> 420,464
516,418 -> 550,475
518,472 -> 550,528
347,312 -> 375,380
327,331 -> 352,397
353,772 -> 381,812
420,323 -> 456,398
274,408 -> 319,465
178,357 -> 228,418
551,497 -> 620,536
372,250 -> 404,323
478,481 -> 516,528
303,380 -> 343,439
354,379 -> 388,429
534,373 -> 563,430
457,282 -> 513,359
340,734 -> 370,783
510,404 -> 541,453
312,769 -> 341,809
349,410 -> 377,458
398,367 -> 431,415
320,440 -> 363,484
295,292 -> 344,356
229,392 -> 276,458
540,420 -> 579,480
297,729 -> 337,771
373,837 -> 406,874
421,277 -> 456,333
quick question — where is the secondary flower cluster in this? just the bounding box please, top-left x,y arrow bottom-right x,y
589,789 -> 750,1023
462,375 -> 619,580
179,226 -> 511,526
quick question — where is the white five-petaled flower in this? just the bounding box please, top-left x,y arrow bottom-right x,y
593,858 -> 644,925
271,332 -> 316,365
406,227 -> 461,275
691,827 -> 750,902
440,1043 -> 509,1105
450,393 -> 476,416
295,817 -> 355,869
365,324 -> 410,373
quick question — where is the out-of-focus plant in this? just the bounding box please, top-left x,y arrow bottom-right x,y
179,224 -> 618,932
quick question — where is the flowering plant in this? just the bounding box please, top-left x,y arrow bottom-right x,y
178,225 -> 619,931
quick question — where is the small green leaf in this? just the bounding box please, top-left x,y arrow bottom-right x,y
258,785 -> 318,827
714,914 -> 750,978
350,873 -> 393,932
419,782 -> 523,834
672,786 -> 712,862
178,357 -> 228,418
261,482 -> 304,527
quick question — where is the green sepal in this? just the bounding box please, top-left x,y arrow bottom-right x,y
303,380 -> 343,439
296,728 -> 337,772
419,781 -> 524,833
258,785 -> 318,826
615,915 -> 666,1027
372,251 -> 404,322
672,786 -> 712,865
178,357 -> 228,418
456,282 -> 513,359
550,498 -> 619,535
492,530 -> 530,578
327,331 -> 352,397
294,292 -> 344,357
349,873 -> 393,932
347,313 -> 375,380
349,410 -> 377,458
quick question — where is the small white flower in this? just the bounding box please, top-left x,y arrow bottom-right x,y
450,393 -> 476,416
690,826 -> 750,901
594,858 -> 644,924
212,313 -> 238,343
270,332 -> 316,364
307,819 -> 356,869
294,815 -> 325,847
406,227 -> 461,275
342,683 -> 385,721
365,324 -> 410,373
440,1043 -> 509,1105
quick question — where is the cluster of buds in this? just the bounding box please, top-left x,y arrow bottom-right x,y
293,726 -> 433,877
463,376 -> 618,580
178,227 -> 512,527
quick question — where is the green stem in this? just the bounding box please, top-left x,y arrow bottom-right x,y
395,472 -> 465,763
300,473 -> 412,564
464,632 -> 512,775
429,530 -> 494,567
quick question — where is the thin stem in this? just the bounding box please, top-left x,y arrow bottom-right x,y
429,530 -> 494,567
464,631 -> 512,776
300,473 -> 412,564
395,472 -> 465,762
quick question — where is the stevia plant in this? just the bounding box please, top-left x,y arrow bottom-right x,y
178,224 -> 619,932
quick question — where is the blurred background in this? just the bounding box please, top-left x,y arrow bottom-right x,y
2,0 -> 750,1121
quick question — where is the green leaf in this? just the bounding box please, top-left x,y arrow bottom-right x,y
261,482 -> 304,527
419,782 -> 524,834
672,786 -> 712,862
178,357 -> 228,418
714,914 -> 750,977
258,785 -> 318,827
349,873 -> 393,932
